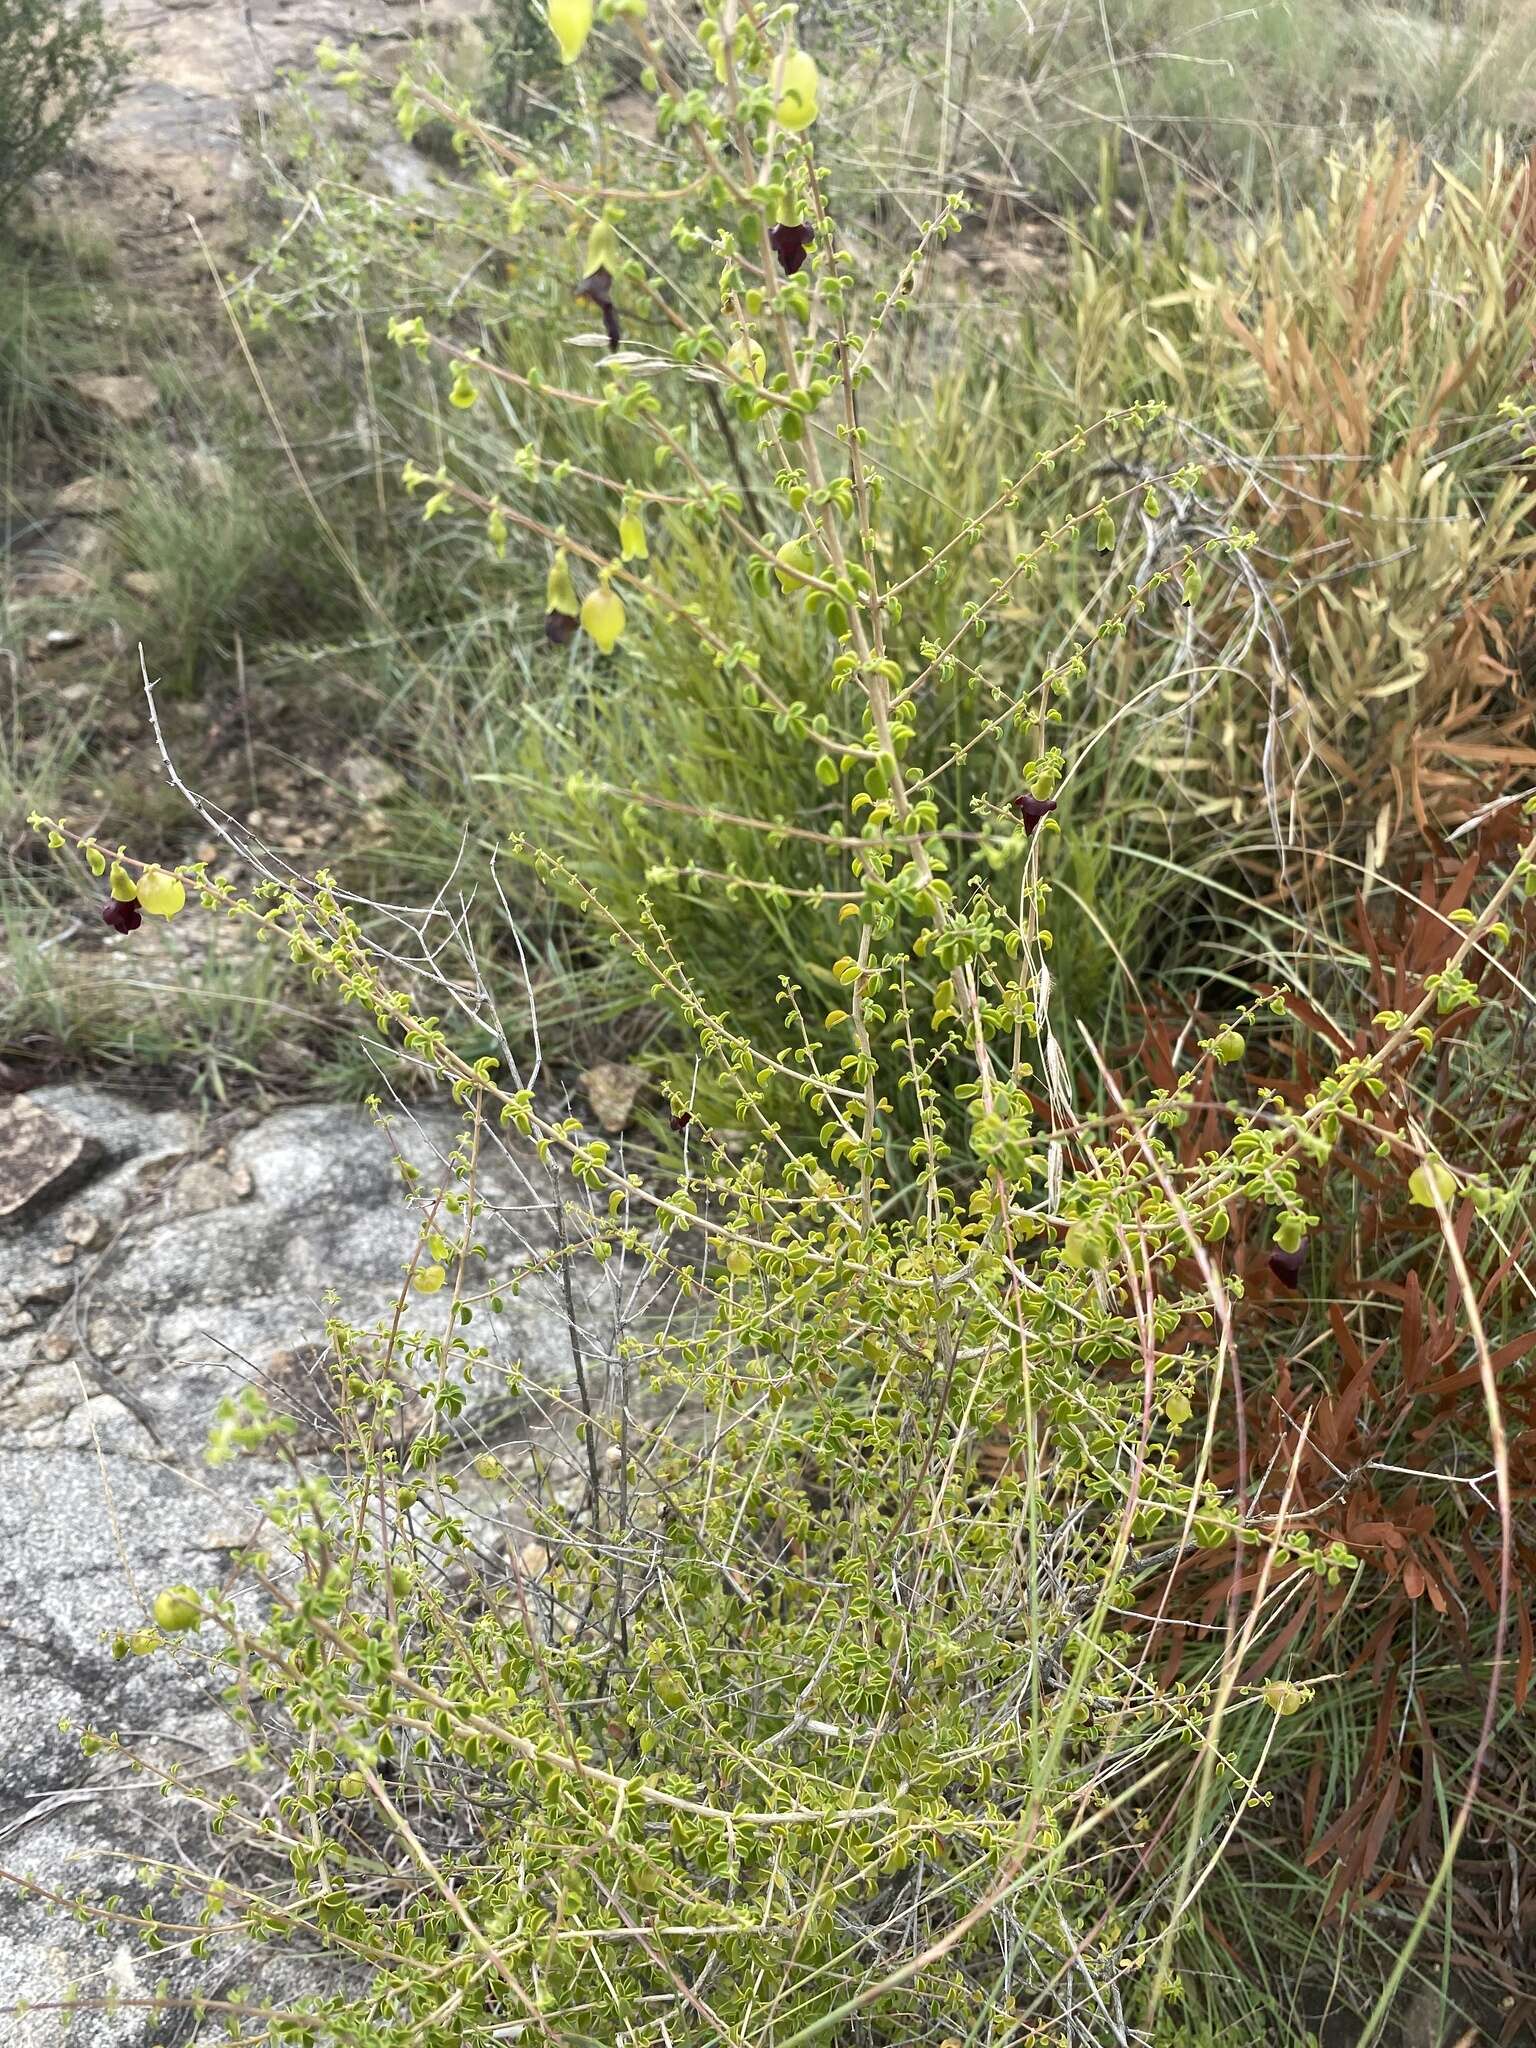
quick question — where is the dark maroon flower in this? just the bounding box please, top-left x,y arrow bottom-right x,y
545,609 -> 579,646
669,1109 -> 693,1132
101,897 -> 142,935
576,268 -> 621,350
1008,792 -> 1058,835
1268,1240 -> 1307,1290
768,220 -> 813,277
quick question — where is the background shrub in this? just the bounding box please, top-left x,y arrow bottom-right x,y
0,0 -> 128,209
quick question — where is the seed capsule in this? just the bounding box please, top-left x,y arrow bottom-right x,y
618,508 -> 648,562
773,536 -> 814,592
1263,1678 -> 1309,1716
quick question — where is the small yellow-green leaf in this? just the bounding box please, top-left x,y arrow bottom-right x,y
1062,1219 -> 1112,1271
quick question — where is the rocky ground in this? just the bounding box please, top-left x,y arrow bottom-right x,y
45,0 -> 479,291
0,1083 -> 647,2043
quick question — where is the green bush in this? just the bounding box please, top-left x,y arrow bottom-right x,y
240,98 -> 1536,1161
238,52 -> 1239,1144
27,8 -> 1536,2038
31,685 -> 1536,2048
0,0 -> 128,208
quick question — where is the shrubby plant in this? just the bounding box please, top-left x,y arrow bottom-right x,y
20,2 -> 1536,2040
26,771 -> 1536,2045
0,0 -> 128,208
237,92 -> 1536,1142
250,12 -> 1265,1142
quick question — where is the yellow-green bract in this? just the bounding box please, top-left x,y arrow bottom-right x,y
581,582 -> 626,654
773,48 -> 818,130
546,0 -> 591,65
153,1587 -> 201,1632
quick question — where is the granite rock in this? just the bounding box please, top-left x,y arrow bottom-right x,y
0,1084 -> 645,2044
0,1097 -> 103,1224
